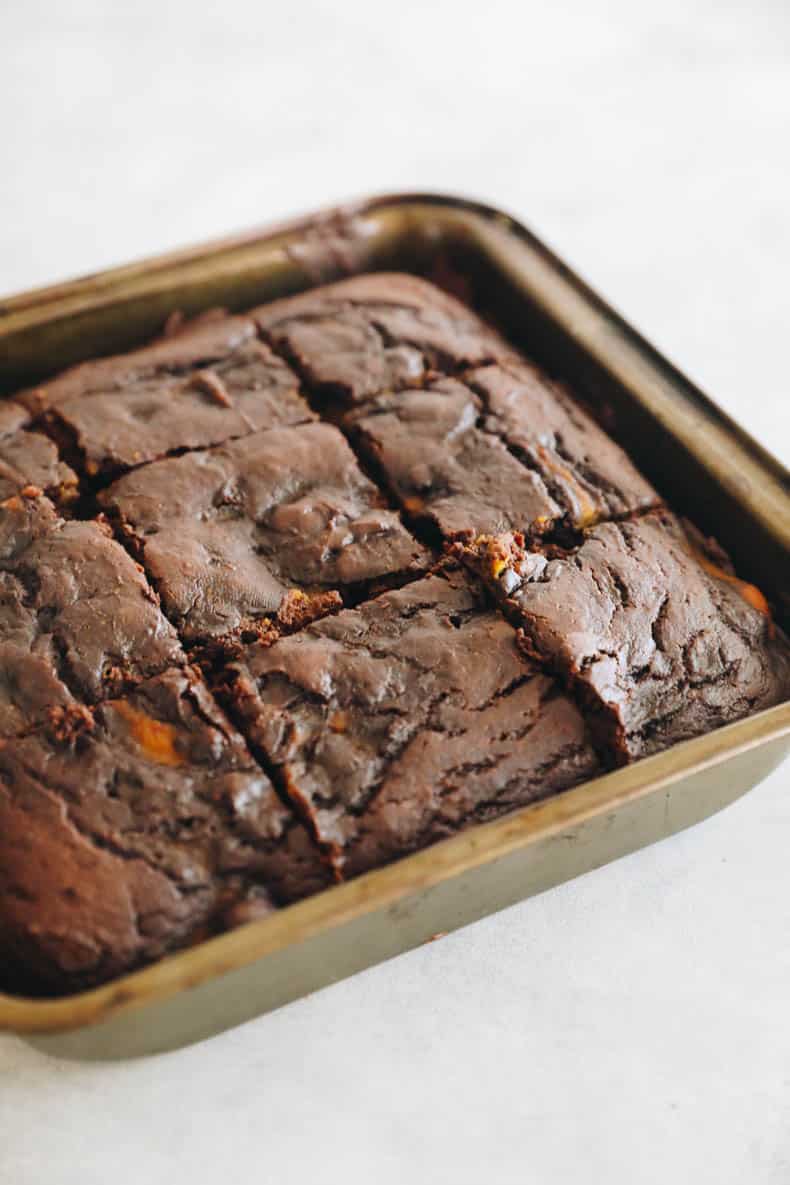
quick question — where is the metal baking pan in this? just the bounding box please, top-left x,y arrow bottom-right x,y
1,193 -> 788,1061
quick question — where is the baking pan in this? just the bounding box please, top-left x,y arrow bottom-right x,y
0,193 -> 788,1061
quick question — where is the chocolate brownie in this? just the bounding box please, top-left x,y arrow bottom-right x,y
345,378 -> 561,540
227,566 -> 600,878
346,365 -> 658,542
466,362 -> 659,527
0,273 -> 787,998
0,403 -> 77,504
18,315 -> 312,480
101,421 -> 429,643
0,491 -> 183,737
0,666 -> 328,991
253,273 -> 515,404
460,510 -> 790,760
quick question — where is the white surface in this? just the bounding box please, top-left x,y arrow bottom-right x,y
1,2 -> 788,1182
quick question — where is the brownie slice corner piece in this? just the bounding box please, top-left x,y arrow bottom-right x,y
227,564 -> 600,880
459,511 -> 790,761
0,665 -> 329,993
253,272 -> 516,404
101,420 -> 430,645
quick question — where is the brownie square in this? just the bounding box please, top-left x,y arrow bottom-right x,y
228,566 -> 600,878
101,421 -> 429,644
3,268 -> 786,999
466,362 -> 659,527
19,314 -> 312,480
0,403 -> 77,504
0,491 -> 184,736
253,273 -> 515,404
346,377 -> 562,540
347,363 -> 658,542
460,510 -> 790,760
0,666 -> 328,991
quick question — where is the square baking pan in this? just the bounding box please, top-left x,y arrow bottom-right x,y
1,193 -> 788,1061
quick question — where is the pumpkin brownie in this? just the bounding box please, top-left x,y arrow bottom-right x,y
227,565 -> 599,878
18,314 -> 313,481
460,510 -> 790,761
0,666 -> 328,992
101,421 -> 429,645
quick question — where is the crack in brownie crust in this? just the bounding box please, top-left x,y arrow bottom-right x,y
459,510 -> 790,760
0,666 -> 329,992
227,566 -> 600,878
100,421 -> 429,644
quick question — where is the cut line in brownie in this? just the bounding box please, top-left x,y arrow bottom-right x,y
17,313 -> 313,482
0,666 -> 329,993
100,421 -> 430,646
252,272 -> 516,404
459,510 -> 790,762
0,403 -> 78,506
226,565 -> 600,879
0,491 -> 184,738
345,363 -> 659,543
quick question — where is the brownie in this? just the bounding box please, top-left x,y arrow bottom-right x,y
0,403 -> 77,504
346,365 -> 658,542
101,421 -> 429,644
228,566 -> 600,878
253,273 -> 515,404
0,666 -> 328,992
1,273 -> 787,998
0,491 -> 183,737
460,510 -> 790,760
346,377 -> 562,540
18,315 -> 312,480
466,362 -> 659,527
18,311 -> 258,415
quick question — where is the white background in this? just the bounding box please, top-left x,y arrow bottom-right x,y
1,2 -> 789,1182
